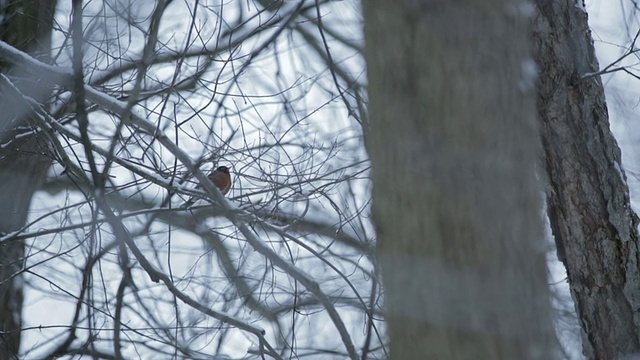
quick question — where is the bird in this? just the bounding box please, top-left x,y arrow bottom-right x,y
181,166 -> 231,207
205,165 -> 232,195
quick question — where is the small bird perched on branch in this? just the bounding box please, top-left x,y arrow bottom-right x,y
182,166 -> 231,207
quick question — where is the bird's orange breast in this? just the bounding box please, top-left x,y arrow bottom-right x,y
210,171 -> 231,195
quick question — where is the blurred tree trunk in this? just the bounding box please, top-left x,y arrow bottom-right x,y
0,1 -> 57,358
363,0 -> 558,359
533,1 -> 640,358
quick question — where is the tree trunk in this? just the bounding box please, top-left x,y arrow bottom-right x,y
533,1 -> 640,358
0,1 -> 57,358
364,1 -> 558,358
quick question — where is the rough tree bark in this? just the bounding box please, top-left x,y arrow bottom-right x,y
0,1 -> 57,358
533,1 -> 640,358
364,0 -> 558,358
